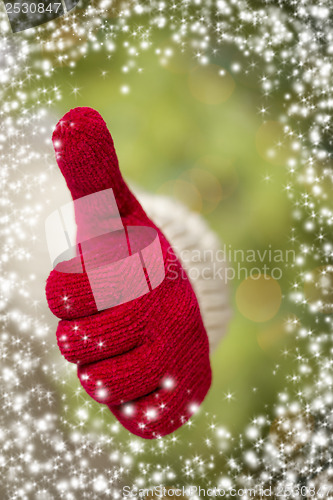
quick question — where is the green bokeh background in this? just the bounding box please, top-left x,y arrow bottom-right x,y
45,38 -> 297,474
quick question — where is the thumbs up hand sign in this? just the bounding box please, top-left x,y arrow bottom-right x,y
45,107 -> 211,439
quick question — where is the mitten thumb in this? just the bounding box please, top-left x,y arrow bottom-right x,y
52,107 -> 144,219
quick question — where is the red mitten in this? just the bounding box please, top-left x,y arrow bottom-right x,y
45,107 -> 211,439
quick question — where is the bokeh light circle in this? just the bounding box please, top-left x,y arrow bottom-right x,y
236,274 -> 282,322
188,65 -> 235,105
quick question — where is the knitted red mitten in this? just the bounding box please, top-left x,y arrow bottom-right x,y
46,107 -> 211,439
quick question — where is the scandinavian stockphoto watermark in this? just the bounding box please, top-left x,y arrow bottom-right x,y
45,187 -> 294,303
167,244 -> 296,283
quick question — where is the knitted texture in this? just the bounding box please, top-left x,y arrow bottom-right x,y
45,107 -> 211,439
137,191 -> 232,352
